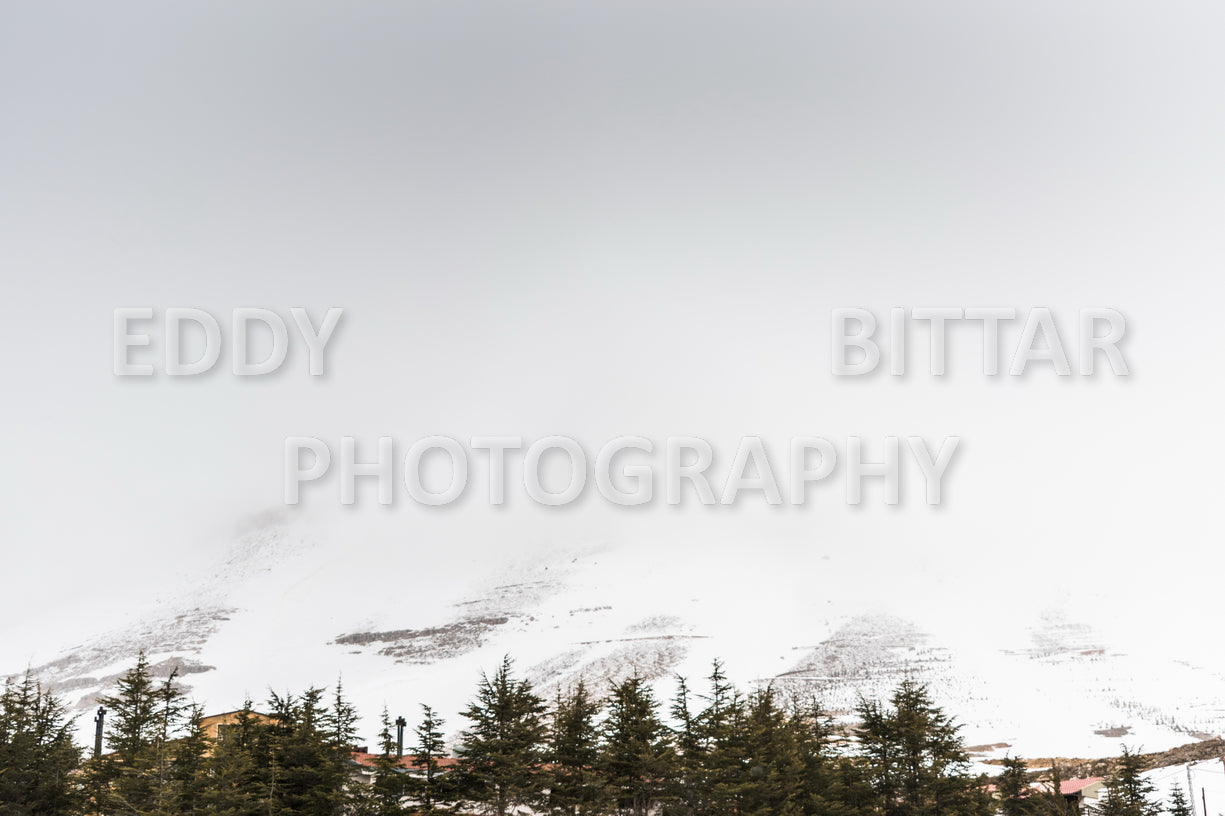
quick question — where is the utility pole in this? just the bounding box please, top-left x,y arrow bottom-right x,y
1188,764 -> 1198,816
93,706 -> 106,759
395,716 -> 407,758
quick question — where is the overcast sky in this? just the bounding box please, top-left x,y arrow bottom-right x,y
1,1 -> 1223,659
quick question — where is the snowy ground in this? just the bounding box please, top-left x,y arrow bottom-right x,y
1147,761 -> 1225,816
6,510 -> 1225,761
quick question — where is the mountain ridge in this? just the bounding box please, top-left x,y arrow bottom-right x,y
6,512 -> 1223,763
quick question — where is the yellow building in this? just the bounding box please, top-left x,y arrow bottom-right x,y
198,710 -> 277,745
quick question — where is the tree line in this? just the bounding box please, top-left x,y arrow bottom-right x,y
0,653 -> 1195,816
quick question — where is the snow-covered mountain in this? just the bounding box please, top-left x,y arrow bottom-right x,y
6,510 -> 1224,762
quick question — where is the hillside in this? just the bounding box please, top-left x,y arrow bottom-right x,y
988,739 -> 1225,781
5,511 -> 1225,762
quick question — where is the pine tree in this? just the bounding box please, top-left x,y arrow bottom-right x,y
149,670 -> 190,815
454,656 -> 548,816
364,707 -> 409,816
101,653 -> 163,756
197,704 -> 264,816
1099,747 -> 1157,816
855,679 -> 990,816
93,654 -> 189,816
1167,784 -> 1193,816
164,704 -> 212,815
0,672 -> 83,815
1031,761 -> 1072,816
546,680 -> 609,816
600,675 -> 675,816
327,679 -> 364,815
410,704 -> 453,813
693,660 -> 744,816
4,652 -> 1148,816
667,677 -> 704,816
327,679 -> 361,757
258,686 -> 352,816
790,696 -> 870,816
997,756 -> 1033,816
727,685 -> 807,816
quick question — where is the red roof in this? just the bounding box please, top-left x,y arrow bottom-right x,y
986,777 -> 1105,796
350,751 -> 459,770
1060,778 -> 1105,795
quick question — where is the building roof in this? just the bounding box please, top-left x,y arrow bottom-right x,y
350,751 -> 459,770
1060,777 -> 1105,795
986,777 -> 1105,797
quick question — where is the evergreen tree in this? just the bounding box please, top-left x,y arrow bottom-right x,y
1031,761 -> 1072,816
363,708 -> 409,816
0,672 -> 82,815
790,696 -> 871,816
546,681 -> 609,816
148,670 -> 190,815
92,654 -> 189,816
167,704 -> 212,815
327,679 -> 361,757
857,694 -> 900,816
410,704 -> 452,813
198,703 -> 263,816
1167,785 -> 1193,816
600,675 -> 675,816
2,652 -> 1152,816
667,677 -> 704,816
454,656 -> 547,816
259,686 -> 352,816
695,660 -> 742,815
855,679 -> 989,816
326,679 -> 364,815
1099,747 -> 1157,816
726,685 -> 808,816
666,674 -> 862,816
101,653 -> 163,756
997,756 -> 1033,816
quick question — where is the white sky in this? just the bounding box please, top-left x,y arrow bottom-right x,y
1,1 -> 1223,661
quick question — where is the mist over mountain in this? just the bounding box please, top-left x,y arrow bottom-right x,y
7,509 -> 1222,762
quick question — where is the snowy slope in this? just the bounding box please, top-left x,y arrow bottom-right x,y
1147,761 -> 1225,816
6,510 -> 1225,761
